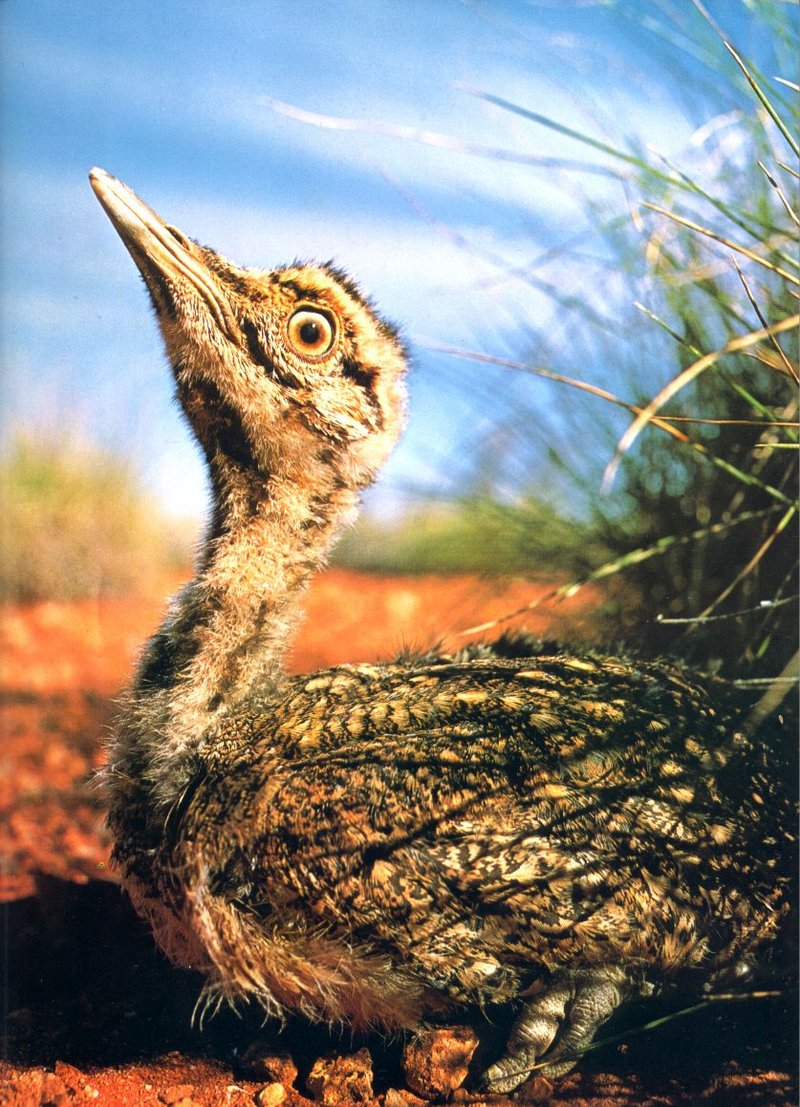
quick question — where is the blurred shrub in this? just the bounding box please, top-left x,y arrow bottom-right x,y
334,496 -> 606,577
0,433 -> 193,602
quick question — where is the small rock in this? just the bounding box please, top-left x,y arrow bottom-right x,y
255,1084 -> 287,1106
306,1048 -> 374,1104
242,1042 -> 299,1088
517,1074 -> 555,1103
53,1060 -> 87,1091
402,1027 -> 479,1099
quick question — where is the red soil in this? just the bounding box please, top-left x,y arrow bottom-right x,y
1,570 -> 795,1105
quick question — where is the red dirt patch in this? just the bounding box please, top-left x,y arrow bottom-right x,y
0,569 -> 602,696
1,570 -> 795,1105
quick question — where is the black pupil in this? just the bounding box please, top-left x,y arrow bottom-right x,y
299,320 -> 322,345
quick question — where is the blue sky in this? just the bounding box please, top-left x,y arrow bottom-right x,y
1,1 -> 793,519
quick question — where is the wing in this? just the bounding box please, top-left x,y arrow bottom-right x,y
186,649 -> 790,1004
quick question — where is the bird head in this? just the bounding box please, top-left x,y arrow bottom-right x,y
89,168 -> 408,496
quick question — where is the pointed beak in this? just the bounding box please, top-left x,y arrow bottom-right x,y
89,167 -> 240,343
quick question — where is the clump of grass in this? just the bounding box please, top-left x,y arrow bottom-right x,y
447,10 -> 798,683
0,433 -> 194,602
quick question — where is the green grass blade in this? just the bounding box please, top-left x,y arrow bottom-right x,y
724,42 -> 800,158
651,149 -> 790,246
458,507 -> 782,637
643,204 -> 800,280
758,160 -> 800,228
428,344 -> 797,507
604,313 -> 800,488
692,505 -> 798,623
464,87 -> 697,191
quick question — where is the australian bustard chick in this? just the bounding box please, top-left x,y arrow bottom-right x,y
90,168 -> 795,1094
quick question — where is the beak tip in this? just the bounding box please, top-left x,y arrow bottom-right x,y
89,166 -> 112,199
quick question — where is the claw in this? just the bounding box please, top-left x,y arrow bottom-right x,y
482,967 -> 629,1094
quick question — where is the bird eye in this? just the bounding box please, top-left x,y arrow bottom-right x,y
286,308 -> 336,359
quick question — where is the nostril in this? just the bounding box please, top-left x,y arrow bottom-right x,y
165,224 -> 192,250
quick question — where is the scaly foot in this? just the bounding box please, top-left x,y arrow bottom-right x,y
482,967 -> 629,1093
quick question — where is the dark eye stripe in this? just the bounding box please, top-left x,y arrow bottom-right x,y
240,318 -> 271,370
341,357 -> 383,429
341,357 -> 374,391
240,318 -> 302,389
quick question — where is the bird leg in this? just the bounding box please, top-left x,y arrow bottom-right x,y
482,966 -> 629,1093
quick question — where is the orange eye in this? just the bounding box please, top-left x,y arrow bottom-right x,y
286,308 -> 336,358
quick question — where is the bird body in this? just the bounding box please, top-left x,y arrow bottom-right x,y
91,169 -> 795,1093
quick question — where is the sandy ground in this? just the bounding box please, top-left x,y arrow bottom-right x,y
1,569 -> 796,1106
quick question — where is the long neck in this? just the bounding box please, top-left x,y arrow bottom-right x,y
111,446 -> 359,810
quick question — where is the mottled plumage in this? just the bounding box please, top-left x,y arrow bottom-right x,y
91,169 -> 795,1094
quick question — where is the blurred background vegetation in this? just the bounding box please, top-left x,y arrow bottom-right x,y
0,434 -> 193,602
2,2 -> 797,688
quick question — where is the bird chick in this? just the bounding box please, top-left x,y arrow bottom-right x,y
91,169 -> 795,1094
